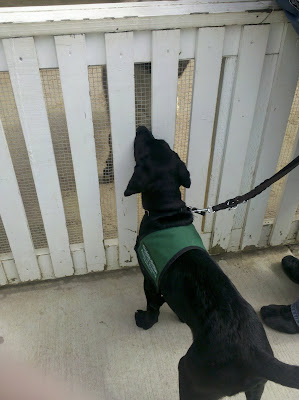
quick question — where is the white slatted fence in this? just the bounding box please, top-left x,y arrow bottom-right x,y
0,1 -> 298,286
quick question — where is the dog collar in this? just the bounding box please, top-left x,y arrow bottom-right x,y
144,207 -> 189,217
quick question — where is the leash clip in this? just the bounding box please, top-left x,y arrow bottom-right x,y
188,205 -> 214,216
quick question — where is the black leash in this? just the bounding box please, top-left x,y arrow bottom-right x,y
189,155 -> 299,217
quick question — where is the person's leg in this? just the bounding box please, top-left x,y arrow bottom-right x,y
276,0 -> 299,35
281,255 -> 299,284
260,255 -> 299,334
260,301 -> 299,334
291,298 -> 299,327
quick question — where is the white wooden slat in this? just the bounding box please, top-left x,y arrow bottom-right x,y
55,34 -> 106,272
227,228 -> 242,252
38,256 -> 55,280
0,261 -> 8,286
105,239 -> 119,270
241,25 -> 299,249
258,225 -> 272,248
0,40 -> 8,71
266,23 -> 284,54
204,56 -> 238,233
36,249 -> 55,280
134,31 -> 151,63
270,132 -> 299,246
212,24 -> 270,252
0,120 -> 41,282
223,26 -> 242,57
2,259 -> 20,284
228,53 -> 278,251
185,27 -> 225,234
34,36 -> 57,69
180,28 -> 196,60
86,33 -> 106,66
3,37 -> 74,278
105,32 -> 137,267
70,244 -> 88,275
151,30 -> 180,148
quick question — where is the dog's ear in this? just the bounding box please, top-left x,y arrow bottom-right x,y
124,165 -> 149,196
178,159 -> 191,188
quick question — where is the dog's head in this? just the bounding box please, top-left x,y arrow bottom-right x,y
124,126 -> 190,210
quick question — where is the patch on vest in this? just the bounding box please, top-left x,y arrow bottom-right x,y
140,244 -> 158,280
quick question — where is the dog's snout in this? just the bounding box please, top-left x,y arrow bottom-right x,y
136,126 -> 153,138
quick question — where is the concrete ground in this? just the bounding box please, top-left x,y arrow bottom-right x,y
0,245 -> 298,400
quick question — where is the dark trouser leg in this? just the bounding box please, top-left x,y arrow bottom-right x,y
260,303 -> 299,334
135,276 -> 165,330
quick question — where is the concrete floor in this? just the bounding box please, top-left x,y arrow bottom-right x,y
0,245 -> 298,399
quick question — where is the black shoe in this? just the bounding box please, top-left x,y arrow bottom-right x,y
260,304 -> 299,334
281,255 -> 299,284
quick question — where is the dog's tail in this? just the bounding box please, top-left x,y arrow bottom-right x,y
251,349 -> 299,389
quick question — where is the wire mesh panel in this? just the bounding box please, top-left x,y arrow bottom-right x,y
264,80 -> 299,222
134,63 -> 152,225
174,59 -> 194,199
41,69 -> 84,245
88,65 -> 118,240
0,216 -> 11,254
135,63 -> 152,130
0,71 -> 48,251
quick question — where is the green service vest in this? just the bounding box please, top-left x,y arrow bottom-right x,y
136,224 -> 206,290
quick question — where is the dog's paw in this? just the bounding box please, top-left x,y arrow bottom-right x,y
135,310 -> 158,330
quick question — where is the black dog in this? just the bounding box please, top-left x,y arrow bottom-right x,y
124,126 -> 299,400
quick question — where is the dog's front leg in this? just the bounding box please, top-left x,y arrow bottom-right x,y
135,277 -> 165,330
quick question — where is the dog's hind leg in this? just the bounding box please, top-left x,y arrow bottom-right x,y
179,356 -> 195,399
245,383 -> 265,400
179,356 -> 220,400
135,276 -> 165,330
